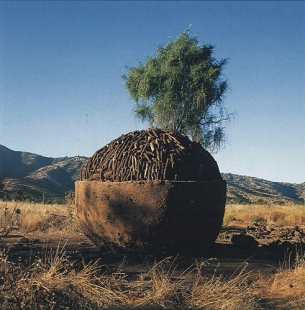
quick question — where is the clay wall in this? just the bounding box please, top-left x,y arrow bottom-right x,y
75,180 -> 226,253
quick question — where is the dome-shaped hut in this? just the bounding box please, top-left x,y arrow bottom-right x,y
75,128 -> 226,254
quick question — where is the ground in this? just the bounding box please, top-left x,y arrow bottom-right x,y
2,209 -> 305,309
3,222 -> 304,278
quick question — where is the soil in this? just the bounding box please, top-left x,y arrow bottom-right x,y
2,222 -> 305,279
75,180 -> 226,253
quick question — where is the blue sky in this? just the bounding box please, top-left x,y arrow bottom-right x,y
0,1 -> 304,184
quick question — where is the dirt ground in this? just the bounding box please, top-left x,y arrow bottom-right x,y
2,222 -> 305,280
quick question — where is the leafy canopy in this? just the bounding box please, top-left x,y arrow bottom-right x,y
122,31 -> 233,152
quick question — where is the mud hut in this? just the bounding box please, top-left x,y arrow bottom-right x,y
75,128 -> 226,254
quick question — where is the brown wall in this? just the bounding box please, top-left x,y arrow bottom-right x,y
75,180 -> 226,254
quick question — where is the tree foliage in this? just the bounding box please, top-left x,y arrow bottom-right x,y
122,31 -> 234,152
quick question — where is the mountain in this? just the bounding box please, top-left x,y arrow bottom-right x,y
222,173 -> 305,204
0,145 -> 87,202
0,145 -> 304,204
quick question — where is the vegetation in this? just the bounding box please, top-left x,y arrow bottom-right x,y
0,253 -> 260,309
1,201 -> 305,309
2,201 -> 304,235
0,199 -> 78,237
223,203 -> 305,227
123,30 -> 234,152
261,252 -> 305,308
0,144 -> 87,203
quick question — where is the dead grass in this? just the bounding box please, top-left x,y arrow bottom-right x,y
0,200 -> 80,235
0,244 -> 114,309
0,248 -> 260,309
259,249 -> 305,309
3,246 -> 304,309
189,261 -> 259,310
224,203 -> 305,227
6,201 -> 304,236
1,201 -> 305,308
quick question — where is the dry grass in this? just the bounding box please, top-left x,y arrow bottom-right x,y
3,247 -> 304,309
0,244 -> 120,309
259,249 -> 305,309
223,203 -> 305,227
1,201 -> 305,308
4,201 -> 304,236
0,249 -> 260,309
188,261 -> 259,310
0,200 -> 80,235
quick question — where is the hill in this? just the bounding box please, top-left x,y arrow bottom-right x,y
0,145 -> 87,202
0,145 -> 304,204
222,173 -> 305,204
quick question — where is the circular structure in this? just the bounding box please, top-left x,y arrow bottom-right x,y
76,128 -> 226,254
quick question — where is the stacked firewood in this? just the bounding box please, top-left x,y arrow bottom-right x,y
80,128 -> 220,182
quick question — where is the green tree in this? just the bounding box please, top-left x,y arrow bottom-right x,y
123,30 -> 234,152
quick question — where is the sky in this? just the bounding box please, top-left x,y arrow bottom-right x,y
0,1 -> 304,184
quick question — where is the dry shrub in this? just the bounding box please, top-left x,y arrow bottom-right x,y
0,203 -> 21,238
20,212 -> 43,231
224,204 -> 305,227
189,261 -> 259,310
126,256 -> 194,308
0,241 -> 123,309
267,206 -> 305,226
223,204 -> 265,226
260,250 -> 305,308
4,247 -> 305,309
35,247 -> 124,308
0,249 -> 261,309
280,214 -> 298,226
269,210 -> 287,223
0,200 -> 80,234
249,215 -> 267,224
113,257 -> 259,309
222,205 -> 247,226
223,213 -> 239,224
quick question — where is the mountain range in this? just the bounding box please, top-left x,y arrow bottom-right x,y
0,144 -> 86,203
0,144 -> 304,204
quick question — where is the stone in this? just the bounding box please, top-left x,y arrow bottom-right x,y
231,234 -> 259,248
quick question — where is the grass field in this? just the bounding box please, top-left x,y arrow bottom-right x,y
224,203 -> 305,227
1,200 -> 305,233
0,200 -> 305,309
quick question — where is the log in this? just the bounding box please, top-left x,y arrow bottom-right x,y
81,128 -> 221,182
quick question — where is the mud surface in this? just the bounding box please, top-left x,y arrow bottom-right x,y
76,180 -> 226,253
2,223 -> 305,278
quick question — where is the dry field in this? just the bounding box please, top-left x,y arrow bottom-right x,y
223,203 -> 305,227
0,200 -> 305,309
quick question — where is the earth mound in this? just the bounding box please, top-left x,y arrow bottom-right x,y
76,129 -> 226,254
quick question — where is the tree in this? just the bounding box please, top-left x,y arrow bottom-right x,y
122,30 -> 234,152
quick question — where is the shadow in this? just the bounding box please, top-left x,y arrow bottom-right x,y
273,183 -> 299,200
3,233 -> 304,271
78,180 -> 226,256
